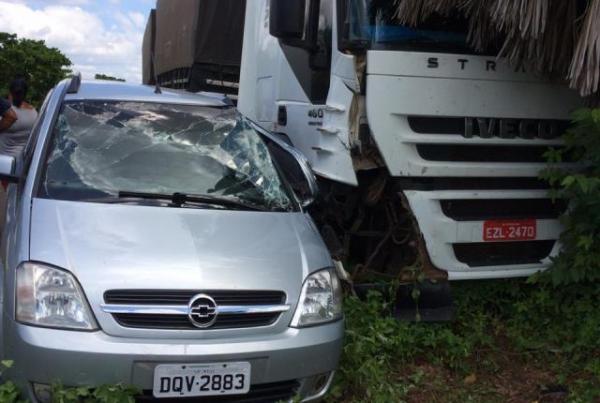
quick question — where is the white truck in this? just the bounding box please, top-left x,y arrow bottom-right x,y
237,0 -> 582,283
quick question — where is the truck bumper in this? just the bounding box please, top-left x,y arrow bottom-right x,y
403,189 -> 562,280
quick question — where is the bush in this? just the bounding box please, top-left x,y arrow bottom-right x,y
542,108 -> 600,284
329,281 -> 600,402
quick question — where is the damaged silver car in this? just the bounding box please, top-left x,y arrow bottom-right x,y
0,76 -> 343,402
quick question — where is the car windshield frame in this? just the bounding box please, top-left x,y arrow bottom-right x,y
36,100 -> 300,212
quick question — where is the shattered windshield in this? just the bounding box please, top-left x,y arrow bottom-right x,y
39,101 -> 296,211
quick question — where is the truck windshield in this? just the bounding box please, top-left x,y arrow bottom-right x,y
343,0 -> 496,55
39,101 -> 296,212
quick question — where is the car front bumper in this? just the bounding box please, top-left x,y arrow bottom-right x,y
4,319 -> 343,402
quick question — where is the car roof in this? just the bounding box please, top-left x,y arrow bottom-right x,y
64,80 -> 229,107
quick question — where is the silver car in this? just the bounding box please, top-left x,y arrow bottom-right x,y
0,77 -> 343,402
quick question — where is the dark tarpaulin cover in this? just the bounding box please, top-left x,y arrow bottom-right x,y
154,0 -> 245,76
154,0 -> 199,75
194,0 -> 246,67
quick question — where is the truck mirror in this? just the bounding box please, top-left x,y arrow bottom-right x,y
269,0 -> 306,40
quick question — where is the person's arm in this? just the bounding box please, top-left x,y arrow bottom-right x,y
0,99 -> 17,132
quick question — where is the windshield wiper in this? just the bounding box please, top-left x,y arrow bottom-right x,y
117,191 -> 266,211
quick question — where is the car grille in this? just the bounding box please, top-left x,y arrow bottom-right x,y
453,240 -> 556,267
104,290 -> 286,305
112,312 -> 280,330
136,380 -> 300,403
103,290 -> 287,330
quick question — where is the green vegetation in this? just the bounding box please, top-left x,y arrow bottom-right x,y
329,281 -> 600,402
0,33 -> 72,107
541,108 -> 600,284
49,384 -> 137,403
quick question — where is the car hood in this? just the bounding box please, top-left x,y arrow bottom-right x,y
29,198 -> 331,298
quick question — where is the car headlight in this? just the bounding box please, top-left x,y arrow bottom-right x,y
290,268 -> 342,328
16,262 -> 98,331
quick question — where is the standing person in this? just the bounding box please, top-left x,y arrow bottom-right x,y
7,78 -> 38,134
0,97 -> 17,132
1,78 -> 38,156
0,96 -> 18,230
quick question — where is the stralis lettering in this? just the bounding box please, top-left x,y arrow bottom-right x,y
464,118 -> 564,139
427,57 -> 497,71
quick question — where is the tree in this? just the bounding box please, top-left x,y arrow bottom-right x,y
0,32 -> 72,107
95,73 -> 126,82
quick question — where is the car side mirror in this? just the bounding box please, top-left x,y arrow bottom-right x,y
252,124 -> 319,208
0,154 -> 18,183
269,0 -> 307,40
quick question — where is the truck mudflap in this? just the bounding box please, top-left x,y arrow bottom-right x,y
403,189 -> 564,280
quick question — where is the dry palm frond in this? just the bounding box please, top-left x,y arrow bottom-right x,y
498,0 -> 577,77
392,0 -> 600,97
461,0 -> 496,52
490,0 -> 549,40
393,0 -> 462,26
568,0 -> 600,96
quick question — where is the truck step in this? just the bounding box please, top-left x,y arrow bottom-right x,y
394,281 -> 455,322
311,146 -> 335,154
352,281 -> 455,322
317,126 -> 340,135
324,104 -> 345,113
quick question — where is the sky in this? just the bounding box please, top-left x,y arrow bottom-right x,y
0,0 -> 155,83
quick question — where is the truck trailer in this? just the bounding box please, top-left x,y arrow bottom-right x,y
142,0 -> 245,99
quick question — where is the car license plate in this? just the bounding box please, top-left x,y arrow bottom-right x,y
483,219 -> 537,241
153,362 -> 251,398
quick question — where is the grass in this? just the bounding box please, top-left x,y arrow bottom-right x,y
328,279 -> 600,403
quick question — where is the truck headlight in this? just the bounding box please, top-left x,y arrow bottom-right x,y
291,268 -> 342,328
16,262 -> 98,331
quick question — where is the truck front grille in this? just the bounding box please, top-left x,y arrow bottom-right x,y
416,144 -> 561,163
453,240 -> 555,267
440,198 -> 567,221
136,380 -> 300,403
103,290 -> 288,330
407,116 -> 569,137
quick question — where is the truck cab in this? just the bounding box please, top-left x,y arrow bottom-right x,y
238,0 -> 582,280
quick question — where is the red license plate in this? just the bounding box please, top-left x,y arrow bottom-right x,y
483,219 -> 537,241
